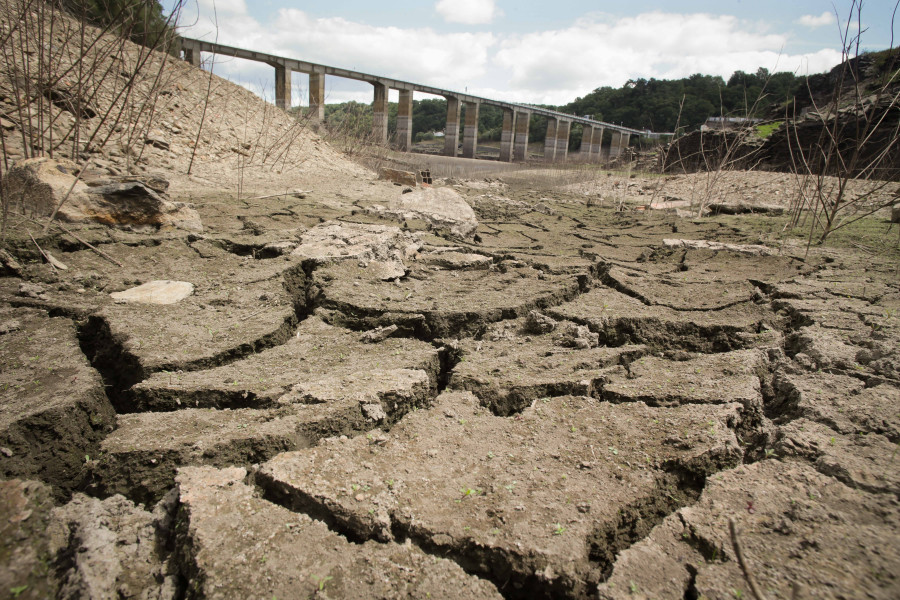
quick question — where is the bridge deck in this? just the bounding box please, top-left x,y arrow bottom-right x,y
178,37 -> 647,136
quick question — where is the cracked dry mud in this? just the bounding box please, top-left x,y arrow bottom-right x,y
2,178 -> 899,600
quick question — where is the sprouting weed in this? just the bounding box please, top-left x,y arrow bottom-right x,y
553,523 -> 566,535
311,575 -> 333,591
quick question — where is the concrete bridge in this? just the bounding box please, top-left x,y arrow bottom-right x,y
178,37 -> 647,163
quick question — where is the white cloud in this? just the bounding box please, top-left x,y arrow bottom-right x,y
493,12 -> 843,104
435,0 -> 500,25
797,12 -> 835,28
178,7 -> 496,101
197,0 -> 246,15
176,7 -> 844,107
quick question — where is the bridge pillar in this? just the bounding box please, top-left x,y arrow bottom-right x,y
309,73 -> 325,122
609,131 -> 622,160
555,120 -> 570,161
462,101 -> 479,158
620,133 -> 631,159
443,96 -> 461,157
580,125 -> 598,161
499,109 -> 515,162
513,110 -> 530,161
183,47 -> 201,68
372,81 -> 389,145
591,126 -> 605,162
274,63 -> 291,110
397,89 -> 413,151
544,117 -> 558,161
578,125 -> 593,161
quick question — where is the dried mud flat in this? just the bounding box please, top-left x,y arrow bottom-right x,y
2,171 -> 900,600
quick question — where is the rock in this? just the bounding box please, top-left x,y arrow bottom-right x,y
662,238 -> 775,255
417,249 -> 492,270
359,324 -> 399,343
110,280 -> 194,304
85,174 -> 169,194
378,167 -> 417,187
369,186 -> 478,239
0,249 -> 23,276
1,158 -> 202,232
144,131 -> 170,150
84,182 -> 202,232
553,321 -> 599,349
523,310 -> 556,334
292,221 -> 421,280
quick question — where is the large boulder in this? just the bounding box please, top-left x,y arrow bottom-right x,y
369,186 -> 478,239
1,157 -> 201,231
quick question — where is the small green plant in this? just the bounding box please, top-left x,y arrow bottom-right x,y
608,447 -> 618,455
731,589 -> 744,599
459,487 -> 482,498
311,575 -> 333,591
11,586 -> 28,598
764,448 -> 776,458
553,523 -> 566,535
629,581 -> 639,593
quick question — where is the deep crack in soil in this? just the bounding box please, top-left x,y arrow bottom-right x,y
2,175 -> 899,600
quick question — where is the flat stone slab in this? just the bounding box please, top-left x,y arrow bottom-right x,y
662,238 -> 776,255
449,317 -> 645,415
316,261 -> 583,339
417,249 -> 493,270
176,466 -> 502,599
367,186 -> 479,239
110,280 -> 194,304
603,349 -> 766,409
598,460 -> 900,599
292,221 -> 421,280
258,392 -> 743,598
0,307 -> 115,493
130,316 -> 440,413
549,286 -> 781,352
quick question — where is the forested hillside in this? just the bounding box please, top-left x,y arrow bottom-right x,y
320,65 -> 823,147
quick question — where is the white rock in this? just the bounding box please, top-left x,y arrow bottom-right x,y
110,280 -> 194,304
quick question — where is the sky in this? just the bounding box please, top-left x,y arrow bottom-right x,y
162,0 -> 900,108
